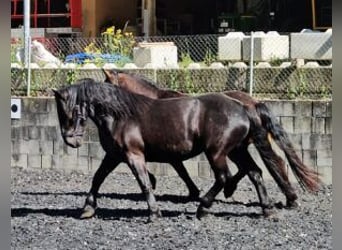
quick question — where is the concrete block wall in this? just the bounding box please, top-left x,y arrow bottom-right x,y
11,98 -> 332,184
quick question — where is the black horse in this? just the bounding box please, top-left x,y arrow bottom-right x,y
53,78 -> 320,221
102,69 -> 321,206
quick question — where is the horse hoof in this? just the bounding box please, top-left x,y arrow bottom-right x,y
196,206 -> 210,220
263,208 -> 277,219
188,190 -> 200,201
286,200 -> 300,209
223,184 -> 237,198
80,205 -> 96,219
147,210 -> 162,223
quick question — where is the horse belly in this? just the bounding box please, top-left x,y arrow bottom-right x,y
144,138 -> 202,162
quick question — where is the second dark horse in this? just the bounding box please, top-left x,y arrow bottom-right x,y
103,69 -> 321,211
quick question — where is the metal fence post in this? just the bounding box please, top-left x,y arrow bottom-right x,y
24,0 -> 31,96
249,31 -> 254,96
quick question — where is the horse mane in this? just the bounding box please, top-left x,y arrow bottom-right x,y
124,72 -> 161,91
120,71 -> 185,98
60,78 -> 153,120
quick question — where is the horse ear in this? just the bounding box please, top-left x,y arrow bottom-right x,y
102,69 -> 111,82
102,69 -> 117,84
51,88 -> 64,100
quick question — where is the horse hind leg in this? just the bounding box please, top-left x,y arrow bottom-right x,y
127,152 -> 161,222
171,161 -> 200,200
196,153 -> 228,219
227,147 -> 276,217
148,171 -> 157,190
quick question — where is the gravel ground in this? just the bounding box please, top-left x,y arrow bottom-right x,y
11,167 -> 332,250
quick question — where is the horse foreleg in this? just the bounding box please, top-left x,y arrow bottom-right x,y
196,154 -> 228,219
127,152 -> 161,222
81,154 -> 121,219
171,161 -> 200,200
148,171 -> 157,190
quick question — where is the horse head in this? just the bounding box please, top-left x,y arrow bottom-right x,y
53,87 -> 88,148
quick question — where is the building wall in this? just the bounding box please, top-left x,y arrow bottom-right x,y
82,0 -> 138,37
11,98 -> 332,184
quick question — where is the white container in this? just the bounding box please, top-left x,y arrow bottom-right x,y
218,32 -> 245,61
242,31 -> 289,61
290,29 -> 332,60
133,42 -> 178,68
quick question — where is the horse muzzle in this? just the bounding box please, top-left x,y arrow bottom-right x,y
63,135 -> 84,148
62,131 -> 84,148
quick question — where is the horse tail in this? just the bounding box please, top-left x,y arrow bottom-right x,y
254,102 -> 322,192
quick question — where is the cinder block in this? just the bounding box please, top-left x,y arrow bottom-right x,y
62,143 -> 78,157
44,126 -> 59,141
294,117 -> 312,133
88,126 -> 99,142
290,29 -> 332,60
148,163 -> 168,176
317,166 -> 332,184
88,142 -> 105,159
51,155 -> 61,168
11,127 -> 22,140
294,101 -> 312,116
280,117 -> 294,133
11,154 -> 28,168
182,160 -> 200,177
243,31 -> 289,61
77,143 -> 89,157
41,155 -> 52,169
133,42 -> 178,68
53,140 -> 63,155
287,133 -> 302,150
61,155 -> 79,170
77,156 -> 90,172
312,117 -> 326,134
282,101 -> 296,116
325,117 -> 332,134
218,32 -> 245,61
302,134 -> 332,150
19,140 -> 41,154
39,140 -> 54,155
316,149 -> 332,167
313,101 -> 331,117
47,98 -> 57,113
165,165 -> 179,177
266,101 -> 283,117
302,149 -> 317,169
198,161 -> 212,178
89,157 -> 103,171
27,154 -> 42,168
